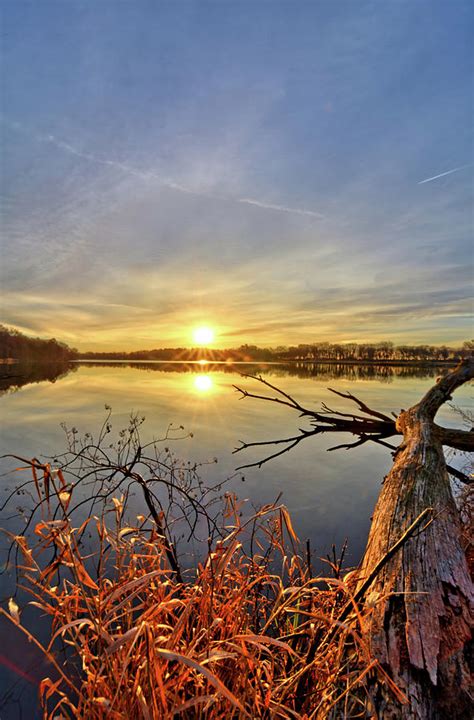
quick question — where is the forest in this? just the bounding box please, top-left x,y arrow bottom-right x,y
0,325 -> 78,364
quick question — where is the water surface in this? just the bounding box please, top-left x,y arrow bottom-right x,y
1,360 -> 468,565
0,360 -> 471,717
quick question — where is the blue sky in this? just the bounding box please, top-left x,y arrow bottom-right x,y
1,0 -> 473,349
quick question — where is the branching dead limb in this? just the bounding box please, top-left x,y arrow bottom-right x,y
233,372 -> 473,477
357,358 -> 474,718
0,416 -> 230,590
235,360 -> 474,717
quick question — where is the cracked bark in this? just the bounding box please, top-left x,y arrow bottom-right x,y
358,359 -> 474,718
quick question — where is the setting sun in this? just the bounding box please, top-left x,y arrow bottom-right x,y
193,326 -> 215,345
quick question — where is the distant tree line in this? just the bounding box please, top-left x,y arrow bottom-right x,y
79,340 -> 474,363
0,325 -> 78,363
1,324 -> 472,364
274,340 -> 474,362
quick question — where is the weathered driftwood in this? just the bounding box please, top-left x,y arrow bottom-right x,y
235,360 -> 473,717
358,358 -> 473,719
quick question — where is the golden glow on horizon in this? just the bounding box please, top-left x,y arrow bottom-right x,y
193,326 -> 215,345
194,374 -> 213,393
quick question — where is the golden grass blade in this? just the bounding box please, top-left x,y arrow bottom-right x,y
8,597 -> 20,623
235,634 -> 299,657
136,684 -> 151,720
171,695 -> 216,716
105,626 -> 140,655
154,647 -> 250,717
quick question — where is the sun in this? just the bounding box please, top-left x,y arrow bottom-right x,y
193,326 -> 215,345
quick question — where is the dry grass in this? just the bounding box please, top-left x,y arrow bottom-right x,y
2,381 -> 472,717
1,421 -> 408,719
2,482 -> 401,719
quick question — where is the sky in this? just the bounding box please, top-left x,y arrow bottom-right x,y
1,0 -> 473,351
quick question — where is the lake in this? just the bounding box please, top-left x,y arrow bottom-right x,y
0,360 -> 471,718
1,360 -> 470,566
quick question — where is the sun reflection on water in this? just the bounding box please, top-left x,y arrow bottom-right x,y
193,374 -> 213,393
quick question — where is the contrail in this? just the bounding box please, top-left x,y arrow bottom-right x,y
5,117 -> 323,220
44,133 -> 192,190
47,134 -> 323,218
418,164 -> 471,185
237,197 -> 323,218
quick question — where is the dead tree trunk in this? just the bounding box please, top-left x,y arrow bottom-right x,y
234,360 -> 474,718
359,359 -> 473,719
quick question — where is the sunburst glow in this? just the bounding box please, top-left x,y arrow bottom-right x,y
193,326 -> 215,345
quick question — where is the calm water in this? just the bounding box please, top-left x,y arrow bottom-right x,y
0,360 -> 471,717
1,360 -> 469,563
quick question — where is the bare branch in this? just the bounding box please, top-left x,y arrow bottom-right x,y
446,464 -> 472,485
235,437 -> 307,470
416,357 -> 474,419
237,374 -> 312,413
327,388 -> 394,422
327,435 -> 373,452
233,369 -> 472,471
434,426 -> 474,452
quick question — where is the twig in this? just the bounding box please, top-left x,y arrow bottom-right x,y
327,388 -> 394,422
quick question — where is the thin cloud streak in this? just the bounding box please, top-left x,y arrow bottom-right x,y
237,197 -> 323,218
42,131 -> 196,192
9,119 -> 324,221
418,164 -> 471,185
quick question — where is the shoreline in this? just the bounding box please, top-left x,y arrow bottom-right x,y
1,357 -> 462,368
74,358 -> 460,367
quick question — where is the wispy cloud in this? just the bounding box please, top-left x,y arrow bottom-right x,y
42,131 -> 197,193
7,119 -> 323,220
418,164 -> 471,185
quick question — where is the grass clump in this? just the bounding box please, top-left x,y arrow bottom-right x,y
1,419 -> 402,718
